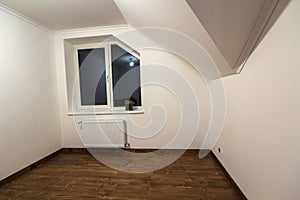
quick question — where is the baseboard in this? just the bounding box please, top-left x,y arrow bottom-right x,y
60,148 -> 89,154
210,152 -> 247,200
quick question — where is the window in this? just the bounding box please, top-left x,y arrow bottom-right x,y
74,42 -> 142,112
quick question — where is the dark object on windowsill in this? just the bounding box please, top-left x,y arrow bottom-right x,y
125,100 -> 134,111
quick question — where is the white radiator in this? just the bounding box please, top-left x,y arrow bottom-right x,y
78,120 -> 129,148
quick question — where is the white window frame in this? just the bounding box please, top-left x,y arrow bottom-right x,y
73,41 -> 142,112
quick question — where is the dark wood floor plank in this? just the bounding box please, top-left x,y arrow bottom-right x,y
0,150 -> 245,200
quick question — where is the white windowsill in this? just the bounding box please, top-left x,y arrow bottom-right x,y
67,108 -> 144,116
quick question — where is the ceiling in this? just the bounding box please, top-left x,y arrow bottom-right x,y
186,0 -> 291,71
0,0 -> 290,75
187,0 -> 267,69
0,0 -> 127,30
114,0 -> 234,77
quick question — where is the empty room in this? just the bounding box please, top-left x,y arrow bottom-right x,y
0,0 -> 299,199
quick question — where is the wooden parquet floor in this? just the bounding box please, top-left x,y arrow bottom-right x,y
0,149 -> 245,200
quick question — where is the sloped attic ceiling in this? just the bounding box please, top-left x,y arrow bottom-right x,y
0,0 -> 290,76
114,0 -> 290,76
114,0 -> 234,77
186,0 -> 291,72
0,0 -> 127,30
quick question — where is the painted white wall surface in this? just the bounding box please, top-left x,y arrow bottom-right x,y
0,8 -> 61,180
54,28 -> 212,149
213,1 -> 300,199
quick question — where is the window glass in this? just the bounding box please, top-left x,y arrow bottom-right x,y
111,44 -> 142,107
78,48 -> 107,106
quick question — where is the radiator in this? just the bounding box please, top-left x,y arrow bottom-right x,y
78,119 -> 129,148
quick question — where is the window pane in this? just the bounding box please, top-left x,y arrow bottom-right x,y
78,48 -> 107,106
111,44 -> 141,107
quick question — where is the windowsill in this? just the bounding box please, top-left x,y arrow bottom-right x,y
67,108 -> 144,116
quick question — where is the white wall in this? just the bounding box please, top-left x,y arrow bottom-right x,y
213,1 -> 300,199
0,8 -> 61,180
54,28 -> 212,149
